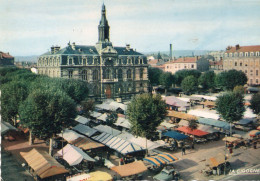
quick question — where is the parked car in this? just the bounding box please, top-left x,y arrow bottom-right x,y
153,165 -> 180,181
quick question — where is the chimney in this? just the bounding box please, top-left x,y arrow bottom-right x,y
54,46 -> 60,53
236,44 -> 240,50
51,46 -> 55,54
169,44 -> 172,60
126,44 -> 130,51
196,56 -> 198,61
72,42 -> 76,50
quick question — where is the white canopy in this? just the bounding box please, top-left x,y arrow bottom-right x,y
117,132 -> 165,150
90,111 -> 102,118
244,108 -> 257,118
197,124 -> 218,133
114,117 -> 131,129
177,97 -> 190,102
58,129 -> 83,143
92,132 -> 144,155
97,113 -> 108,122
160,121 -> 177,129
73,124 -> 97,137
109,101 -> 127,111
188,109 -> 220,120
178,120 -> 189,127
1,121 -> 17,135
57,144 -> 95,166
75,115 -> 90,125
191,95 -> 217,101
96,103 -> 117,111
93,125 -> 121,136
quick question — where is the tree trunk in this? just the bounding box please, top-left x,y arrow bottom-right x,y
29,130 -> 34,145
146,138 -> 148,156
49,137 -> 53,156
230,122 -> 232,136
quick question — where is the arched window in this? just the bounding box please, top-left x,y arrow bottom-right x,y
103,69 -> 111,79
118,69 -> 123,79
82,70 -> 87,81
127,69 -> 131,79
93,70 -> 98,80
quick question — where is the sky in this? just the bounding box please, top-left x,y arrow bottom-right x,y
1,0 -> 260,56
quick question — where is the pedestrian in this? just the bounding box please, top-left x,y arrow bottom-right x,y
106,151 -> 110,160
182,146 -> 186,155
191,142 -> 195,150
253,141 -> 257,149
120,158 -> 124,165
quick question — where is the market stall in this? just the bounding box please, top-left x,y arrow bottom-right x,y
66,171 -> 112,181
111,161 -> 147,179
20,148 -> 69,179
57,144 -> 95,166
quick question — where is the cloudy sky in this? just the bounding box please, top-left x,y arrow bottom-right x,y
1,0 -> 260,56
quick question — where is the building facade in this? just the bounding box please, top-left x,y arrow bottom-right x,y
0,51 -> 14,67
37,4 -> 149,100
223,44 -> 260,85
164,57 -> 198,74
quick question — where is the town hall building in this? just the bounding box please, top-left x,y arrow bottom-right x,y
37,4 -> 149,100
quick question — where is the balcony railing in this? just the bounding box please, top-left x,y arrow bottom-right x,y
102,78 -> 118,82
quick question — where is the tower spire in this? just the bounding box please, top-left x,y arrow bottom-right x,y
98,3 -> 110,42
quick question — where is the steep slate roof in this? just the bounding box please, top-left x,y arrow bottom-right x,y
114,47 -> 143,56
226,45 -> 260,53
41,45 -> 99,56
41,45 -> 143,56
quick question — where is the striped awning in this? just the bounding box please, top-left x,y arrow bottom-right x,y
143,153 -> 178,166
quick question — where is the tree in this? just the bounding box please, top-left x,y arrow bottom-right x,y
181,75 -> 198,95
127,93 -> 167,154
175,69 -> 201,86
215,70 -> 247,90
19,88 -> 77,154
80,99 -> 95,117
148,67 -> 163,85
249,93 -> 260,116
1,81 -> 29,126
188,119 -> 198,131
233,85 -> 245,95
216,92 -> 245,135
198,71 -> 216,91
159,72 -> 175,93
106,111 -> 118,135
30,77 -> 89,104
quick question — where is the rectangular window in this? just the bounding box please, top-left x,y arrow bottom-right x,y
68,70 -> 73,78
256,70 -> 258,76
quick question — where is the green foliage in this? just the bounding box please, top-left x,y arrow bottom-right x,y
0,67 -> 19,77
159,72 -> 175,89
181,75 -> 198,95
215,70 -> 247,90
30,76 -> 89,104
188,119 -> 198,131
106,111 -> 118,126
233,85 -> 245,95
1,81 -> 29,124
216,92 -> 245,123
127,93 -> 167,139
198,71 -> 216,91
249,93 -> 260,115
175,69 -> 201,86
18,89 -> 77,139
80,99 -> 95,117
148,67 -> 163,85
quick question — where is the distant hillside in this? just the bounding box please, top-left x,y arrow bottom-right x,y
15,55 -> 38,63
144,50 -> 210,58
